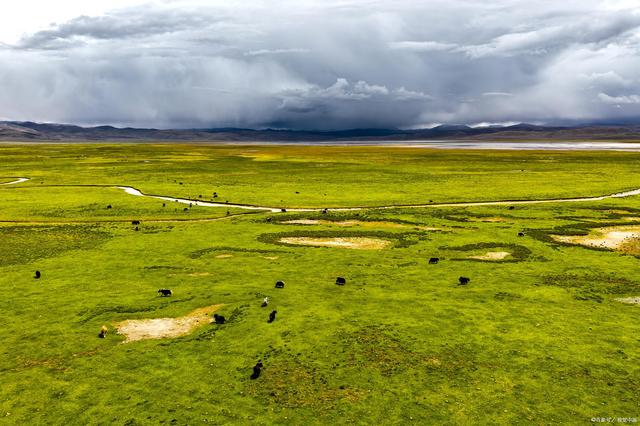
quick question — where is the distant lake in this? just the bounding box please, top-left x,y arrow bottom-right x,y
273,140 -> 640,151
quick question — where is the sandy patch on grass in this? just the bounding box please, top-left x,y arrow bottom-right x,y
188,272 -> 210,277
279,236 -> 391,249
282,219 -> 438,231
263,256 -> 279,260
469,217 -> 507,223
116,304 -> 223,343
552,225 -> 640,255
468,251 -> 511,260
215,254 -> 233,259
615,297 -> 640,305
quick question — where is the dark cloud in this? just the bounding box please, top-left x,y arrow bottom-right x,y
1,0 -> 639,129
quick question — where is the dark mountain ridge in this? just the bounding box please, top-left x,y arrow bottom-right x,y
1,121 -> 640,142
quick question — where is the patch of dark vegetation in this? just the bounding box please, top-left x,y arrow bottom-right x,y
336,325 -> 494,384
245,359 -> 367,410
76,298 -> 194,323
580,205 -> 640,217
263,212 -> 432,229
0,225 -> 111,266
541,273 -> 640,302
77,304 -> 162,324
143,265 -> 184,270
339,326 -> 428,376
443,242 -> 531,262
494,292 -> 522,301
195,305 -> 248,341
258,230 -> 425,249
137,225 -> 172,234
189,246 -> 289,259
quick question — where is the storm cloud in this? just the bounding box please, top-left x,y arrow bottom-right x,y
1,0 -> 639,129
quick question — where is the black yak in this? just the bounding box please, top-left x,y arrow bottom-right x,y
158,289 -> 172,297
251,361 -> 264,379
429,258 -> 439,264
458,277 -> 470,285
275,281 -> 285,289
34,270 -> 41,279
213,313 -> 226,324
336,277 -> 346,286
268,310 -> 277,323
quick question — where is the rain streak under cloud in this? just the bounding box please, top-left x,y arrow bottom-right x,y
1,0 -> 639,130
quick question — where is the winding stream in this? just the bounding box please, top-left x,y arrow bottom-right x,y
118,185 -> 640,212
5,178 -> 640,212
0,177 -> 29,185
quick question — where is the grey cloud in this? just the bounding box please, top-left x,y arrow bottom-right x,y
16,7 -> 216,49
388,41 -> 458,52
244,48 -> 311,56
1,0 -> 640,129
598,93 -> 640,104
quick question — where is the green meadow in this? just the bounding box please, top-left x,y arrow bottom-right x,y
0,143 -> 639,425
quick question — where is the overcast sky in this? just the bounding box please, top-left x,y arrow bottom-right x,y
1,0 -> 639,130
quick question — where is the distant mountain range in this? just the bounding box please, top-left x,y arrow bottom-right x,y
2,121 -> 640,142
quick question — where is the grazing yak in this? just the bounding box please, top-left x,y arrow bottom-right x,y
322,208 -> 328,214
106,205 -> 112,209
134,226 -> 139,232
429,257 -> 439,264
335,277 -> 346,286
98,325 -> 108,338
518,232 -> 525,237
261,296 -> 269,307
158,289 -> 172,297
131,220 -> 141,225
251,361 -> 264,379
213,313 -> 226,324
268,310 -> 277,323
508,206 -> 515,210
275,281 -> 285,289
34,270 -> 41,279
281,208 -> 287,213
459,276 -> 470,285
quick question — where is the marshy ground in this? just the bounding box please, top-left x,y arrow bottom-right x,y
0,144 -> 639,425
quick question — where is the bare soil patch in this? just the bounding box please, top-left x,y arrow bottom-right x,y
468,251 -> 512,260
116,304 -> 223,343
553,225 -> 640,255
279,236 -> 391,250
215,254 -> 233,259
615,297 -> 640,305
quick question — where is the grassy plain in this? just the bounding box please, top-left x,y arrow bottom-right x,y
0,143 -> 639,425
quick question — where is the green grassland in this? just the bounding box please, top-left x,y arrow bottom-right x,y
0,143 -> 639,425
